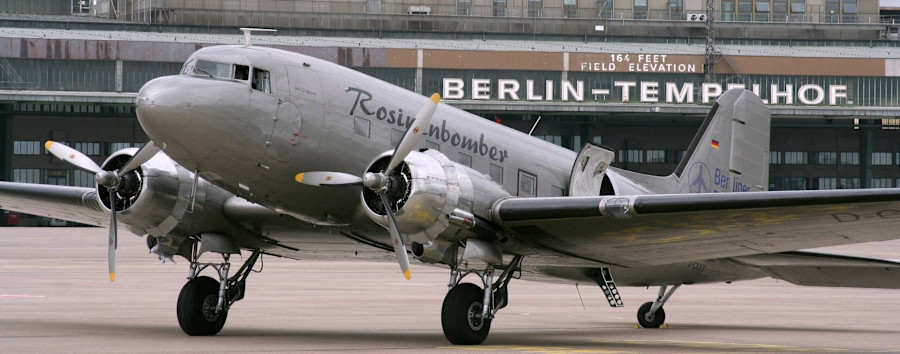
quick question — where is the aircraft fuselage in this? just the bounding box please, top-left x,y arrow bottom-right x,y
137,45 -> 576,228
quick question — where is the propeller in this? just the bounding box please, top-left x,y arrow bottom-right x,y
295,93 -> 441,280
45,140 -> 160,282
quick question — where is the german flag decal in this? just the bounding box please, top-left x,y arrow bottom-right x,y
711,140 -> 720,149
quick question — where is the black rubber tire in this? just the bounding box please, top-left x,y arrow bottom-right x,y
637,301 -> 666,328
441,283 -> 491,345
177,276 -> 228,336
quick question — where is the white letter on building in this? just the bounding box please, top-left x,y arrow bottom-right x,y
770,84 -> 793,105
640,81 -> 659,103
526,80 -> 543,100
498,79 -> 520,100
562,80 -> 584,101
545,80 -> 554,101
701,83 -> 722,103
798,84 -> 824,105
666,82 -> 693,103
614,81 -> 637,102
829,85 -> 848,105
472,79 -> 491,100
443,78 -> 465,99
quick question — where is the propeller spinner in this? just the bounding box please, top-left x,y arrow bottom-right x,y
45,140 -> 160,282
295,93 -> 441,280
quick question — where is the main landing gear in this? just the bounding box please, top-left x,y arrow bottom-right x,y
636,284 -> 680,328
176,242 -> 261,336
441,255 -> 523,345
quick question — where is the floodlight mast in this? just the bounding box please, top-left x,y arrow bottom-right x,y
240,28 -> 277,46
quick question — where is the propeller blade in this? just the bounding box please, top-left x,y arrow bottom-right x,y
380,193 -> 411,280
118,140 -> 160,177
384,93 -> 440,176
45,141 -> 101,173
108,189 -> 118,283
295,171 -> 363,187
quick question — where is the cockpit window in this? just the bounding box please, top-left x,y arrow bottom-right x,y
194,60 -> 231,79
252,68 -> 271,94
180,59 -> 195,75
234,65 -> 249,80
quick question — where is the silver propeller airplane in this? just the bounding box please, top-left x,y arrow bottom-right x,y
3,36 -> 900,345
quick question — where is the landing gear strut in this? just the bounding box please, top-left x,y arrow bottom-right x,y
636,284 -> 680,328
177,242 -> 261,336
441,254 -> 523,345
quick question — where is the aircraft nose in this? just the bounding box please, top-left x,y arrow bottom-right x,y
136,76 -> 196,141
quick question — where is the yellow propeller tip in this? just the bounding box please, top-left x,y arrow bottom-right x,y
294,173 -> 304,183
430,93 -> 440,104
109,272 -> 116,282
45,141 -> 54,150
403,270 -> 411,280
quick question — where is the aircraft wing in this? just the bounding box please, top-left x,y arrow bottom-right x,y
0,181 -> 108,226
493,189 -> 900,268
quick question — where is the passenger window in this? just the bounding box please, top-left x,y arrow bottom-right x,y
353,117 -> 370,138
457,152 -> 472,167
234,65 -> 249,80
551,185 -> 565,197
252,68 -> 271,93
517,170 -> 537,197
490,164 -> 503,183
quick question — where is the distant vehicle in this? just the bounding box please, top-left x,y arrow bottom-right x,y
39,217 -> 69,227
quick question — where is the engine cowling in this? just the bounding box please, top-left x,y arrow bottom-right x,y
361,150 -> 511,256
98,149 -> 237,258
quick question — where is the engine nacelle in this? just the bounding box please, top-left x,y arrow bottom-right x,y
361,150 -> 510,250
99,149 -> 237,258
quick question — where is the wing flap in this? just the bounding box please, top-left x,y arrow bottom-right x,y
0,181 -> 107,226
493,189 -> 900,267
734,251 -> 900,288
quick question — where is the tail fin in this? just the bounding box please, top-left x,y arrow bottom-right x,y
674,89 -> 770,193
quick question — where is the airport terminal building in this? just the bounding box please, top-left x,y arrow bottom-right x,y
2,1 -> 900,225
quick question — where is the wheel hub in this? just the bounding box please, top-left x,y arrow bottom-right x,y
466,302 -> 484,331
201,294 -> 222,322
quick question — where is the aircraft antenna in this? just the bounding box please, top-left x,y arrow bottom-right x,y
528,115 -> 542,136
239,27 -> 277,46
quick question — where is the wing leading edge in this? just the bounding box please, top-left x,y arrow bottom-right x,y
0,181 -> 107,226
492,189 -> 900,267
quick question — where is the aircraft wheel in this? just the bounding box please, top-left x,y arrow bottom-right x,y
177,276 -> 227,336
441,283 -> 491,345
637,301 -> 665,328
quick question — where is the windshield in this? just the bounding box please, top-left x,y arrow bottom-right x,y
195,60 -> 231,79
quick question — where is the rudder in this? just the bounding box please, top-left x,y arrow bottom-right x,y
673,89 -> 771,194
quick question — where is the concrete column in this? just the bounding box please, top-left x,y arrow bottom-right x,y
415,49 -> 423,94
0,109 -> 11,181
859,119 -> 873,188
115,59 -> 123,92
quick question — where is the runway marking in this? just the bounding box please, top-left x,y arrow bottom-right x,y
0,294 -> 46,298
592,339 -> 851,352
439,345 -> 630,353
441,340 -> 854,353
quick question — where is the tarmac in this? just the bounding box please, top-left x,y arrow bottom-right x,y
2,227 -> 899,353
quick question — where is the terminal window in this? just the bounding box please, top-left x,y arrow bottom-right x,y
783,151 -> 807,165
770,151 -> 782,164
74,142 -> 101,156
872,152 -> 893,166
13,141 -> 41,155
13,169 -> 41,184
815,152 -> 837,165
872,178 -> 893,188
840,152 -> 859,165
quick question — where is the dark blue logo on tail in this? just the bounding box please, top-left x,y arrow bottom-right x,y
687,162 -> 711,193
